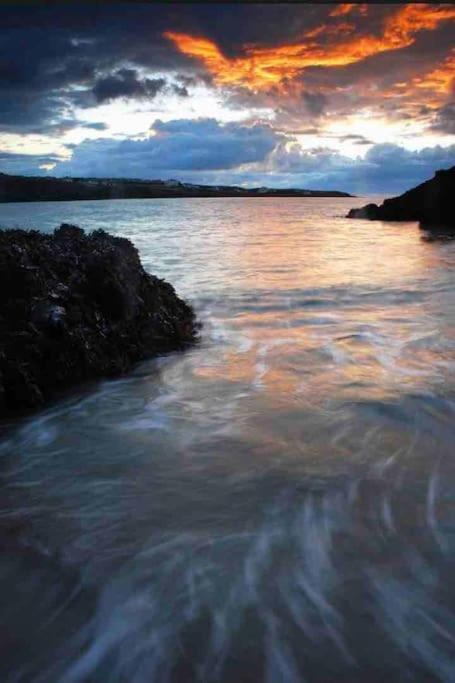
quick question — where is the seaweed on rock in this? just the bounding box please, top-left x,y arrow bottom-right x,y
0,224 -> 198,416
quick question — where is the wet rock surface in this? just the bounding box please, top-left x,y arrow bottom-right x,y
347,166 -> 454,230
0,224 -> 198,416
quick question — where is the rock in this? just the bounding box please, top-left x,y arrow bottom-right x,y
31,302 -> 66,329
0,225 -> 199,416
346,203 -> 380,220
346,166 -> 454,230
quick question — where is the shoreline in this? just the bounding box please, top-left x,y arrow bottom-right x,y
0,194 -> 357,205
0,171 -> 353,203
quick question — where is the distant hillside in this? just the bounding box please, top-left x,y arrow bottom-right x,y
0,172 -> 352,203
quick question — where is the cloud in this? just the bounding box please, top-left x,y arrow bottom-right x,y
338,134 -> 372,145
0,93 -> 69,131
431,102 -> 455,135
264,141 -> 455,194
40,121 -> 455,196
0,3 -> 453,143
160,5 -> 455,138
2,118 -> 453,196
330,4 -> 368,18
84,122 -> 109,131
165,5 -> 455,92
52,118 -> 282,177
0,151 -> 63,175
302,91 -> 327,116
154,141 -> 454,196
0,0 -> 453,187
0,6 -> 191,134
171,84 -> 189,97
93,69 -> 166,103
0,24 -> 98,133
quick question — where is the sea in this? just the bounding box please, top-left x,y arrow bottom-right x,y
0,197 -> 454,682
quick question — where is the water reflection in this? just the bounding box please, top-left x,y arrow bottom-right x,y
0,197 -> 454,682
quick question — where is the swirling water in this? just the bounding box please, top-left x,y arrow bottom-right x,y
0,197 -> 454,682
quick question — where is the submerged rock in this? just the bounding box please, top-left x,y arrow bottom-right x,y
347,166 -> 454,230
0,224 -> 198,416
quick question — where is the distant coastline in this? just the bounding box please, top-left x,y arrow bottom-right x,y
0,172 -> 353,203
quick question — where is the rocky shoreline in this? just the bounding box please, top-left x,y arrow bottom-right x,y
347,166 -> 454,231
0,224 -> 198,417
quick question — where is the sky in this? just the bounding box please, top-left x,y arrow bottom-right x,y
0,2 -> 454,194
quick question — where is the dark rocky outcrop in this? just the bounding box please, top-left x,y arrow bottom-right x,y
0,224 -> 198,416
347,166 -> 454,230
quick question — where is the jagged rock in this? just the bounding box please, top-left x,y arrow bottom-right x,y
346,203 -> 380,220
346,166 -> 454,230
31,301 -> 66,328
0,225 -> 198,416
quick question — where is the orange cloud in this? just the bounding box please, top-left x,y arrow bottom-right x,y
380,48 -> 455,108
165,5 -> 455,93
412,49 -> 455,96
383,4 -> 455,49
330,4 -> 368,18
330,4 -> 355,17
398,48 -> 455,108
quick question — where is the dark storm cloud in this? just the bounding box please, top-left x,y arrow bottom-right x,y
0,16 -> 102,132
0,3 -> 266,133
0,3 -> 330,85
1,3 -> 454,135
93,70 -> 166,103
0,4 -> 194,133
0,93 -> 68,131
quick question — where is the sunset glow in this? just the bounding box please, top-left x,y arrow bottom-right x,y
0,3 -> 453,193
0,7 -> 454,681
165,5 -> 455,93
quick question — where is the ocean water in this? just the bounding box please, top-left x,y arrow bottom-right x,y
0,197 -> 454,682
